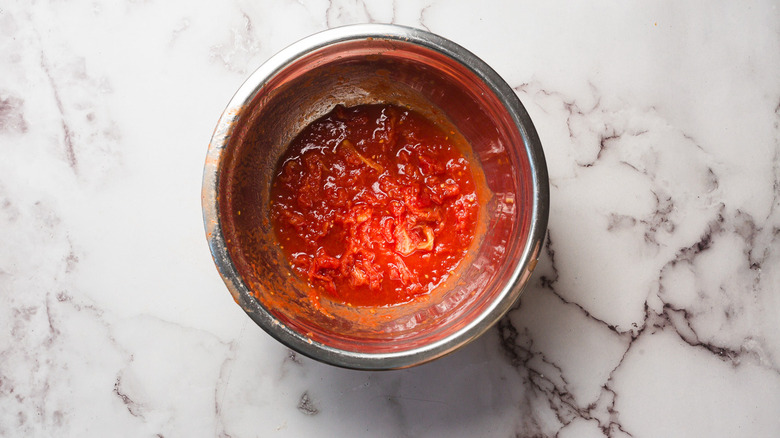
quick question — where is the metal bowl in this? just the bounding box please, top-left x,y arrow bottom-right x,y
202,24 -> 548,370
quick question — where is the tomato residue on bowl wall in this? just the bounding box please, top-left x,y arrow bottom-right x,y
270,104 -> 480,307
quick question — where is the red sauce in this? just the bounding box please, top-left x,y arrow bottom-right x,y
270,104 -> 479,307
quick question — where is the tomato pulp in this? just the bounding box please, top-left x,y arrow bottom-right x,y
270,104 -> 480,307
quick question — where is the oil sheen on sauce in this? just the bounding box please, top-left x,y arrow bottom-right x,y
270,104 -> 479,307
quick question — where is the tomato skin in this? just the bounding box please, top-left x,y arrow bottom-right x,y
270,104 -> 479,307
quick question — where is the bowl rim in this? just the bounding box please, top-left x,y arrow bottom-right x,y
202,23 -> 549,370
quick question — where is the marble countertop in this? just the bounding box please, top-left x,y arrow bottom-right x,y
2,1 -> 779,436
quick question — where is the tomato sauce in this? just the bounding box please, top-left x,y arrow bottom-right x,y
270,104 -> 480,307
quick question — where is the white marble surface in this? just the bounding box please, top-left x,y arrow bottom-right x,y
1,1 -> 779,436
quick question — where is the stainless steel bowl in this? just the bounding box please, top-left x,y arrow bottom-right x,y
202,24 -> 548,370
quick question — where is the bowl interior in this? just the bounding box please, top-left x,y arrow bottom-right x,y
216,37 -> 536,355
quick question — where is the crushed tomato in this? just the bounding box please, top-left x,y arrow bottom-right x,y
270,104 -> 479,307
